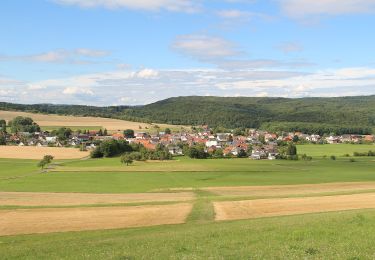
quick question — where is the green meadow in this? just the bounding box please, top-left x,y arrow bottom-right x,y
0,144 -> 375,259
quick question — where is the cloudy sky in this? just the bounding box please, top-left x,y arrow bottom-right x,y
1,0 -> 375,105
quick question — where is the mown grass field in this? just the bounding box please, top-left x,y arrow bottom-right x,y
0,144 -> 374,259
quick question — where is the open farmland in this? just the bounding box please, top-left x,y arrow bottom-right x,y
0,110 -> 184,131
0,144 -> 375,259
0,146 -> 89,160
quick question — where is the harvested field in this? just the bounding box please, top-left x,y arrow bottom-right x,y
0,203 -> 192,236
0,110 -> 181,131
0,146 -> 89,159
0,191 -> 195,206
204,182 -> 375,198
214,193 -> 375,221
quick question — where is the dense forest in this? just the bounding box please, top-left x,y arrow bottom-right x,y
1,95 -> 374,134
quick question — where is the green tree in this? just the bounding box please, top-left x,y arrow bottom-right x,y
121,154 -> 133,166
0,133 -> 6,145
286,144 -> 297,156
237,149 -> 247,158
292,135 -> 299,143
164,128 -> 171,134
123,129 -> 135,138
0,119 -> 6,132
9,116 -> 40,133
213,148 -> 224,158
37,155 -> 54,170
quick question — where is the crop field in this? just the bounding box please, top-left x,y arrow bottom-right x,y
0,146 -> 89,160
0,144 -> 375,259
0,110 -> 183,131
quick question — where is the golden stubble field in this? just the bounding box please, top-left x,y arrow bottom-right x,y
0,110 -> 182,131
0,146 -> 89,159
0,203 -> 193,236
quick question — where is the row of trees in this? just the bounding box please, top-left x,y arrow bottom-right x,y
181,144 -> 250,159
8,116 -> 41,133
261,122 -> 373,136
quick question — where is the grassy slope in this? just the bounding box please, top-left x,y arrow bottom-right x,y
1,144 -> 375,259
1,209 -> 375,259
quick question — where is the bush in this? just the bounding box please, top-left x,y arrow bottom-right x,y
330,155 -> 336,160
90,148 -> 104,158
349,158 -> 356,162
301,154 -> 312,161
90,139 -> 132,158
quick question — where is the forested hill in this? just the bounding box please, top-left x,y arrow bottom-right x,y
122,96 -> 375,134
1,95 -> 375,134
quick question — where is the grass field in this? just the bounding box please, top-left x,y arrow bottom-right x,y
297,144 -> 375,157
0,144 -> 375,259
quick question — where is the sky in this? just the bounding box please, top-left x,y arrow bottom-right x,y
0,0 -> 375,106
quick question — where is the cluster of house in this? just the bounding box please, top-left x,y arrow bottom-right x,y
3,127 -> 374,160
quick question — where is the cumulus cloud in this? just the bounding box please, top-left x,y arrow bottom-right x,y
53,0 -> 201,13
137,68 -> 159,79
1,67 -> 374,105
279,0 -> 375,19
63,86 -> 94,95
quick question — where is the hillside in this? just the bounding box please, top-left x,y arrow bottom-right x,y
123,96 -> 375,134
1,95 -> 375,134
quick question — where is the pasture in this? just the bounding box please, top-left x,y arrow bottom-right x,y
0,144 -> 375,259
0,110 -> 183,131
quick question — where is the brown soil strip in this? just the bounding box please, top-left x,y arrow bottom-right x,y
204,182 -> 375,197
0,146 -> 89,160
0,203 -> 192,236
0,192 -> 195,206
214,193 -> 375,221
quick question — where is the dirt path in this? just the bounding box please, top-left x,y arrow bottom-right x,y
214,193 -> 375,221
0,192 -> 195,206
0,203 -> 192,236
205,182 -> 375,197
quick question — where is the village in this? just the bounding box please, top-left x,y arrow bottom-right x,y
1,121 -> 374,160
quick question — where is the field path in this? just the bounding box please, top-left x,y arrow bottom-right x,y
214,192 -> 375,221
0,203 -> 192,236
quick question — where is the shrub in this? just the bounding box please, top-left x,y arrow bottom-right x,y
330,155 -> 336,160
349,158 -> 356,162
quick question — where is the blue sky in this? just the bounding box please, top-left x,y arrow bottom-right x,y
0,0 -> 375,105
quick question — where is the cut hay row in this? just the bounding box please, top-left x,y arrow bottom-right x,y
0,191 -> 195,206
214,192 -> 375,221
0,146 -> 89,160
0,203 -> 193,236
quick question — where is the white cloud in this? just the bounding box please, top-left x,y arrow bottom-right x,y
53,0 -> 201,13
137,68 -> 159,79
0,48 -> 110,64
216,9 -> 253,19
277,42 -> 303,53
280,0 -> 375,18
63,86 -> 94,95
2,67 -> 375,105
172,34 -> 242,62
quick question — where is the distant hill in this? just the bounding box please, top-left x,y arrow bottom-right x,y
1,95 -> 375,134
